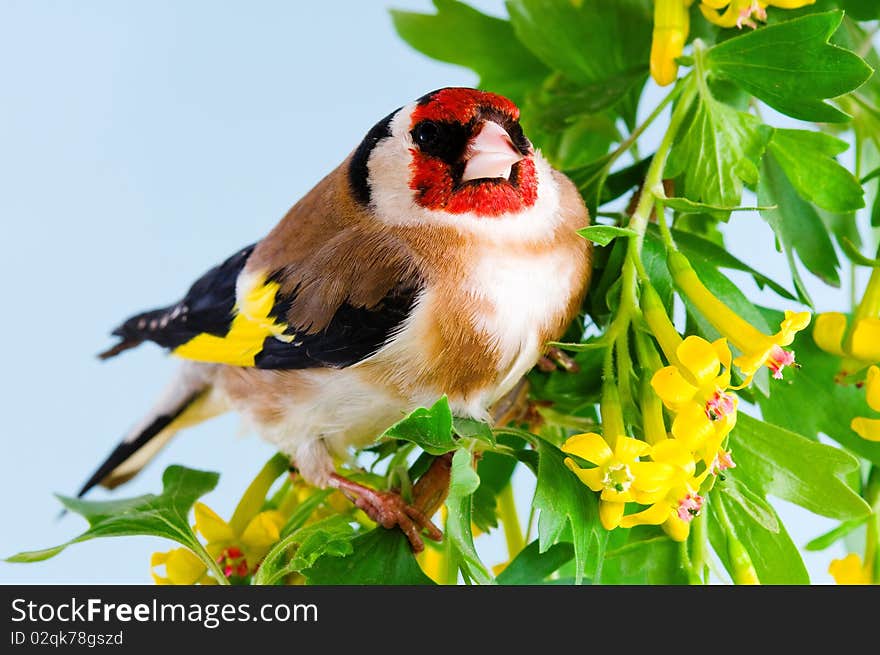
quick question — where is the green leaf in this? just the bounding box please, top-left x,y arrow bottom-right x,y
805,516 -> 869,551
495,539 -> 574,585
767,129 -> 864,213
526,71 -> 645,127
650,226 -> 795,300
254,516 -> 356,585
472,449 -> 518,533
662,196 -> 774,214
577,225 -> 638,246
565,155 -> 651,215
837,0 -> 880,22
758,151 -> 841,302
452,417 -> 495,447
527,111 -> 620,170
507,0 -> 651,112
446,448 -> 493,584
7,466 -> 219,573
533,440 -> 606,583
279,490 -> 334,538
708,491 -> 809,584
705,11 -> 872,122
731,414 -> 871,521
390,0 -> 548,104
840,237 -> 880,268
303,527 -> 434,585
383,396 -> 456,456
718,478 -> 779,533
602,533 -> 689,585
757,308 -> 880,466
666,80 -> 769,209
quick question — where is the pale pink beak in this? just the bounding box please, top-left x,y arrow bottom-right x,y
461,120 -> 525,183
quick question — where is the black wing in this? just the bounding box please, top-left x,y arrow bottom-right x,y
99,245 -> 421,369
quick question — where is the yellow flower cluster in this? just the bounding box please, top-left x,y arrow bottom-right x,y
650,0 -> 816,86
814,267 -> 880,442
563,249 -> 811,543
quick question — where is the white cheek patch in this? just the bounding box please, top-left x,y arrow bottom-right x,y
366,103 -> 563,243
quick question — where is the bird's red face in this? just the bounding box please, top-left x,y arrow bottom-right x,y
407,88 -> 537,218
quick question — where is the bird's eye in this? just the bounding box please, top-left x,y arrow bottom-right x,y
412,121 -> 439,147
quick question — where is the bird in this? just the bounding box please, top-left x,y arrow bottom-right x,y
80,87 -> 592,551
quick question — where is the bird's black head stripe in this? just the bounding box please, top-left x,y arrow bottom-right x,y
349,108 -> 398,206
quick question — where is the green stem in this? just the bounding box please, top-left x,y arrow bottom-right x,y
525,502 -> 536,544
690,505 -> 708,584
865,467 -> 880,583
601,351 -> 625,446
655,198 -> 676,250
615,329 -> 635,425
441,511 -> 459,586
498,483 -> 525,561
189,537 -> 230,585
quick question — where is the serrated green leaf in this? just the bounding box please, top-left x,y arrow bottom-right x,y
254,516 -> 356,585
446,448 -> 493,584
495,539 -> 574,585
383,396 -> 456,456
757,308 -> 880,466
768,129 -> 864,212
577,225 -> 638,246
705,11 -> 872,122
7,466 -> 219,575
666,81 -> 769,209
708,491 -> 809,584
303,527 -> 434,585
390,0 -> 548,104
731,414 -> 870,521
759,151 -> 841,301
533,440 -> 606,583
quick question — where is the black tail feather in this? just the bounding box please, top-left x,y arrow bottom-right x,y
76,391 -> 202,498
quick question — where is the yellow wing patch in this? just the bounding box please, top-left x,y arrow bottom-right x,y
172,274 -> 292,367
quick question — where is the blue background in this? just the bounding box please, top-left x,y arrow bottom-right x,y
0,0 -> 855,583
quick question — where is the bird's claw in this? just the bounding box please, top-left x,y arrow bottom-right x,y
329,474 -> 442,553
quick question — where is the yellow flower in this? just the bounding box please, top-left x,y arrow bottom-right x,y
813,313 -> 880,382
651,335 -> 739,460
651,0 -> 693,86
699,0 -> 815,29
829,553 -> 872,585
562,433 -> 678,530
150,548 -> 214,585
851,365 -> 880,442
619,439 -> 707,541
669,251 -> 810,383
194,502 -> 285,577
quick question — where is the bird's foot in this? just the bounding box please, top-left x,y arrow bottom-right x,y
329,474 -> 442,553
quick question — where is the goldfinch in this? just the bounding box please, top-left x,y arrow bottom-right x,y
82,88 -> 592,550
